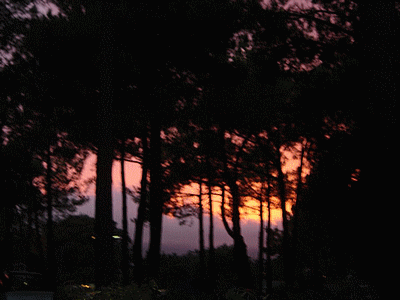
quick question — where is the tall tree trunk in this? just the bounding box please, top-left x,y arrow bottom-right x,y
220,184 -> 234,238
265,172 -> 272,292
46,144 -> 55,289
95,138 -> 114,289
95,3 -> 116,288
258,182 -> 264,297
228,178 -> 252,288
133,127 -> 148,283
276,148 -> 291,285
219,125 -> 231,238
147,116 -> 163,280
34,210 -> 44,272
120,139 -> 129,285
219,126 -> 252,288
27,206 -> 36,267
292,141 -> 306,283
198,180 -> 206,282
207,177 -> 215,288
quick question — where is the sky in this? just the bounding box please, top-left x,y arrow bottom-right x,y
58,0 -> 313,260
74,151 -> 302,259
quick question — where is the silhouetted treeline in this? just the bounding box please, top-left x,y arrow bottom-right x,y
1,1 -> 397,297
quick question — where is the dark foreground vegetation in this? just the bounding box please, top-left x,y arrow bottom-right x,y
53,245 -> 378,300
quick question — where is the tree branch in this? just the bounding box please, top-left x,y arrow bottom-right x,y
114,155 -> 143,165
284,10 -> 354,36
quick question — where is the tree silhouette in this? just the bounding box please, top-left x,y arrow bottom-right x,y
277,2 -> 398,295
2,0 -> 394,297
119,139 -> 129,286
94,2 -> 119,288
132,126 -> 149,284
0,95 -> 88,279
265,166 -> 273,292
197,181 -> 206,284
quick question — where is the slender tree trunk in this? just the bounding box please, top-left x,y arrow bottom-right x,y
46,145 -> 55,289
34,210 -> 45,271
265,172 -> 272,292
28,207 -> 33,238
219,126 -> 233,238
228,178 -> 252,288
292,141 -> 306,283
95,3 -> 116,288
229,177 -> 241,239
147,116 -> 163,280
220,126 -> 252,288
207,177 -> 215,288
120,139 -> 129,285
133,127 -> 148,283
220,184 -> 234,238
27,206 -> 36,264
95,139 -> 114,288
276,148 -> 291,285
258,182 -> 264,297
198,180 -> 205,282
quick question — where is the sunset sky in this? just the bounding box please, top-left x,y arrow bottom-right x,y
75,150 -> 304,259
38,0 -> 311,259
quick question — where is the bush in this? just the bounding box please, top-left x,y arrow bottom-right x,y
54,283 -> 151,300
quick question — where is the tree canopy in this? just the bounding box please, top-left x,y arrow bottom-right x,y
0,0 -> 396,297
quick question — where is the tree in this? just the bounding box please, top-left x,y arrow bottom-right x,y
19,1 -> 119,288
257,180 -> 264,297
1,1 -> 44,271
119,139 -> 129,286
0,102 -> 88,277
265,169 -> 273,292
132,0 -> 246,281
132,126 -> 149,284
197,180 -> 206,283
273,135 -> 292,285
93,2 -> 117,288
271,1 -> 399,295
7,0 -> 383,293
33,1 -> 122,288
353,3 -> 398,295
207,173 -> 216,290
219,128 -> 253,288
0,0 -> 35,68
290,139 -> 308,281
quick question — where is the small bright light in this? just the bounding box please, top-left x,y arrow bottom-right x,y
91,236 -> 96,239
112,235 -> 121,239
81,284 -> 90,289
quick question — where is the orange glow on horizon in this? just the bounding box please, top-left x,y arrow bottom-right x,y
80,146 -> 302,229
173,183 -> 289,228
241,198 -> 292,225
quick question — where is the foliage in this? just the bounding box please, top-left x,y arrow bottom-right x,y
53,214 -> 125,284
